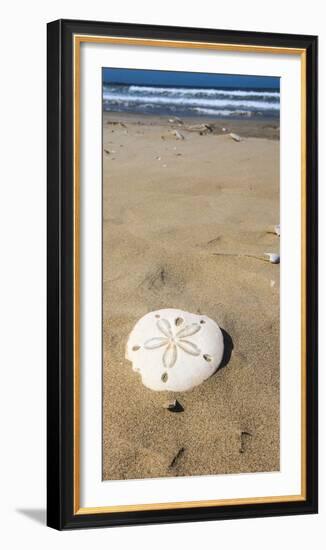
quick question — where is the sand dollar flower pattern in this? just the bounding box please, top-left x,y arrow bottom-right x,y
144,318 -> 202,369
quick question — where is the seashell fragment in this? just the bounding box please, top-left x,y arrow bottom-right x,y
161,129 -> 184,141
274,224 -> 280,236
172,130 -> 184,140
229,132 -> 242,142
186,123 -> 212,134
126,308 -> 224,392
264,252 -> 280,264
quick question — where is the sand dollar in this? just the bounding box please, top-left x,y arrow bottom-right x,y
126,309 -> 224,392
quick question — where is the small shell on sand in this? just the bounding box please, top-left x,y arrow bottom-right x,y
264,252 -> 280,264
274,224 -> 280,236
229,132 -> 242,142
126,308 -> 224,392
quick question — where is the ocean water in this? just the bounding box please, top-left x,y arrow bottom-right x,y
103,83 -> 280,119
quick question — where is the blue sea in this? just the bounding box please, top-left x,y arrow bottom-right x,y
103,83 -> 280,119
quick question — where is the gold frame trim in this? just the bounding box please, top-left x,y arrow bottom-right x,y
73,34 -> 307,515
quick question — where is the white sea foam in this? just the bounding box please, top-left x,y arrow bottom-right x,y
103,92 -> 280,111
128,85 -> 280,98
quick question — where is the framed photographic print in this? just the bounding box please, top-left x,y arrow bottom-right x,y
47,19 -> 318,530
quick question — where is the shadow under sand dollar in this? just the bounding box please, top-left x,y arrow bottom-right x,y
218,328 -> 234,372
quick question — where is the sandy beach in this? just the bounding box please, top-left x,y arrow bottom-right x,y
102,112 -> 280,480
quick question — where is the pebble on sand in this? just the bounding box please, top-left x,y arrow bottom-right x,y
163,399 -> 184,413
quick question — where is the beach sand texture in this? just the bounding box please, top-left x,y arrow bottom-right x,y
103,113 -> 280,480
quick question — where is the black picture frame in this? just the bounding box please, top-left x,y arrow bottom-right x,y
47,19 -> 318,530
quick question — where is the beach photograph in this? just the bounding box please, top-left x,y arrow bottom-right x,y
102,68 -> 280,481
